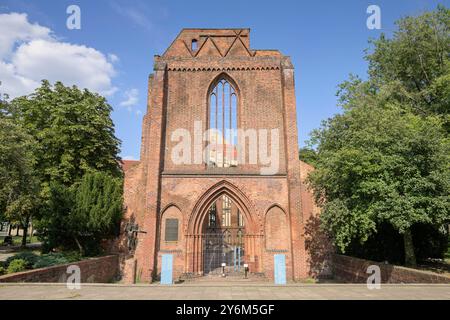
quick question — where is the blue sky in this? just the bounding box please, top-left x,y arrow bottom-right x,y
0,0 -> 447,160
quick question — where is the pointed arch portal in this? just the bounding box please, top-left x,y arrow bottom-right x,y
202,194 -> 245,274
185,181 -> 263,275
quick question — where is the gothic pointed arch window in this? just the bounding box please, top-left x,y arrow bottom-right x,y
208,203 -> 217,227
237,229 -> 243,245
207,76 -> 238,168
222,195 -> 232,227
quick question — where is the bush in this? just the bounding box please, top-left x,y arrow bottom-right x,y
1,251 -> 84,273
7,259 -> 27,273
344,222 -> 448,264
32,253 -> 69,269
5,251 -> 39,269
38,172 -> 123,256
62,251 -> 82,263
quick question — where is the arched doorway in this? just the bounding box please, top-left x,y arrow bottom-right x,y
202,195 -> 245,274
185,180 -> 262,276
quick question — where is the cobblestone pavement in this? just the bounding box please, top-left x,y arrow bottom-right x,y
0,283 -> 449,300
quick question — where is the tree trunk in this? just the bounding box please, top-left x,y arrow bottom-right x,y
29,220 -> 33,243
21,216 -> 30,247
74,236 -> 84,256
8,223 -> 12,236
403,228 -> 416,266
15,225 -> 19,236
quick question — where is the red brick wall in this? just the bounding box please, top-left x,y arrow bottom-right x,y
263,206 -> 292,279
0,255 -> 119,283
163,68 -> 286,174
157,205 -> 184,279
118,29 -> 325,283
333,254 -> 450,284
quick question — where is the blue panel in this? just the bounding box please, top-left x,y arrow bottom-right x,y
161,254 -> 173,285
237,246 -> 241,271
274,254 -> 286,285
233,246 -> 236,271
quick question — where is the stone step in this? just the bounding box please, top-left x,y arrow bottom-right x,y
179,273 -> 270,283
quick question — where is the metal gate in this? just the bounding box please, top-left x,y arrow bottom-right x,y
203,232 -> 245,275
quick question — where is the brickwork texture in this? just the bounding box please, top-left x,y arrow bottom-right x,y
117,29 -> 328,283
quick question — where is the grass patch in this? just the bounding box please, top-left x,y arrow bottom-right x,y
1,250 -> 85,275
295,277 -> 317,284
12,236 -> 39,245
1,235 -> 40,246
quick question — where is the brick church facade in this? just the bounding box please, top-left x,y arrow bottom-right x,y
118,29 -> 326,283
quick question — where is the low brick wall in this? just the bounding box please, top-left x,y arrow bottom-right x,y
0,255 -> 119,283
333,254 -> 450,284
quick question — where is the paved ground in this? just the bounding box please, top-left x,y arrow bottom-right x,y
0,243 -> 42,262
0,282 -> 449,300
0,251 -> 15,262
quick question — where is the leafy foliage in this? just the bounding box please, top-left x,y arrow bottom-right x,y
366,5 -> 450,118
37,171 -> 123,255
345,222 -> 448,264
32,252 -> 82,269
308,7 -> 450,266
310,99 -> 449,264
32,253 -> 69,269
5,251 -> 39,269
1,80 -> 123,252
7,259 -> 27,273
299,147 -> 318,166
0,117 -> 41,245
8,80 -> 122,193
72,171 -> 123,237
36,181 -> 75,253
2,251 -> 83,271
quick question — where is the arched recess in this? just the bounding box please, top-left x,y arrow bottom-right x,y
160,205 -> 183,249
185,180 -> 263,274
187,180 -> 259,235
160,203 -> 182,216
264,205 -> 289,250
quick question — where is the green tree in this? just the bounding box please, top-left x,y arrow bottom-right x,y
309,102 -> 449,266
36,181 -> 74,252
9,80 -> 122,194
71,171 -> 123,255
0,117 -> 40,246
308,7 -> 450,266
37,172 -> 123,255
342,6 -> 450,125
299,147 -> 318,166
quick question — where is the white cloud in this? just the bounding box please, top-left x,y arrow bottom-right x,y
108,53 -> 119,63
0,12 -> 118,98
0,60 -> 38,97
120,88 -> 139,108
0,12 -> 51,59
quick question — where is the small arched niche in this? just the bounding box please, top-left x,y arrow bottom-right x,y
265,205 -> 289,250
160,205 -> 183,249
